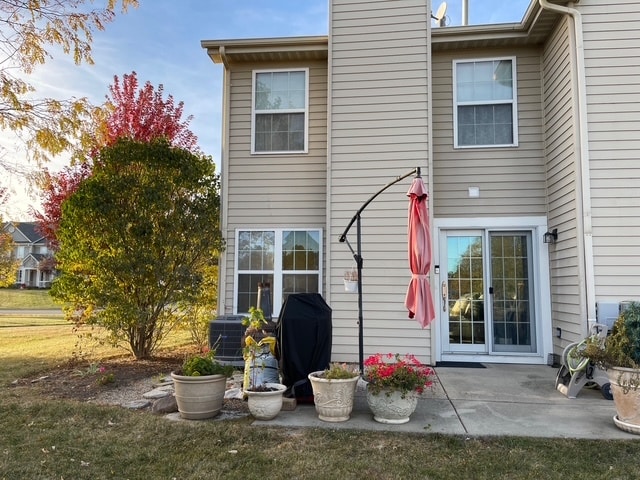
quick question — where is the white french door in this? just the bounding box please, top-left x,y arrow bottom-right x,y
439,229 -> 538,358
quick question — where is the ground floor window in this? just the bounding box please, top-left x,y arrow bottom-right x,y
235,228 -> 322,317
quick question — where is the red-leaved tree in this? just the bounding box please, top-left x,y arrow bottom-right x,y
34,163 -> 93,249
35,71 -> 200,246
102,71 -> 199,154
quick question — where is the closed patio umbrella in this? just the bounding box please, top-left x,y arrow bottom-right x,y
404,176 -> 435,328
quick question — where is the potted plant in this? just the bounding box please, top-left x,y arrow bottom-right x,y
243,334 -> 286,420
362,353 -> 434,424
308,362 -> 360,422
343,269 -> 358,293
241,306 -> 270,345
171,348 -> 234,420
582,302 -> 640,434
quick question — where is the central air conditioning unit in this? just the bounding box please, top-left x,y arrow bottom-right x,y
209,315 -> 245,366
596,302 -> 620,330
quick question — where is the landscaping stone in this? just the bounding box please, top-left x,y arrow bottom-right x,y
122,400 -> 151,409
152,395 -> 178,414
143,387 -> 173,399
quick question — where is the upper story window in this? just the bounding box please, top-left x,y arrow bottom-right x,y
453,58 -> 518,148
252,69 -> 309,154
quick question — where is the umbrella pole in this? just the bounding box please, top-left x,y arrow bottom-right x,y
339,167 -> 422,373
356,214 -> 364,372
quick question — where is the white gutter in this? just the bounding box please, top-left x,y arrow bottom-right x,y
218,46 -> 231,316
538,0 -> 596,332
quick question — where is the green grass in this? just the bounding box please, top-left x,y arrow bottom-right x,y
2,319 -> 640,479
0,288 -> 59,309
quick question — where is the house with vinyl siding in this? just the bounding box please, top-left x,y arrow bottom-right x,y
201,0 -> 640,366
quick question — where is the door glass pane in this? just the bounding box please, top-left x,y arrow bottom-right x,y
448,236 -> 484,345
490,233 -> 535,352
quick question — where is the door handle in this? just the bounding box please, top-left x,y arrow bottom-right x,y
441,281 -> 447,312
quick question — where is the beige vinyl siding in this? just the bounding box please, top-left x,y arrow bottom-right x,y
432,47 -> 546,218
580,0 -> 640,299
329,0 -> 431,363
541,16 -> 585,348
219,61 -> 328,316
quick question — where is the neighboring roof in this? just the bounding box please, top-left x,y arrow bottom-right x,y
2,221 -> 45,244
201,1 -> 570,65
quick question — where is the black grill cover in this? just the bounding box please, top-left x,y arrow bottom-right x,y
275,293 -> 332,400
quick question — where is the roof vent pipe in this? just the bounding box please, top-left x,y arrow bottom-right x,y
462,0 -> 468,25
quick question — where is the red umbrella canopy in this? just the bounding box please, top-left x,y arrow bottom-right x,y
404,176 -> 435,328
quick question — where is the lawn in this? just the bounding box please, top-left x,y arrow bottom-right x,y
0,288 -> 59,309
2,316 -> 640,479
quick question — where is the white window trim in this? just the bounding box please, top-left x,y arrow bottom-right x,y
453,56 -> 519,149
251,68 -> 309,155
233,228 -> 322,317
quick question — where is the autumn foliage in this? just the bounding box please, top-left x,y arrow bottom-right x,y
34,163 -> 93,249
35,72 -> 200,246
102,71 -> 199,154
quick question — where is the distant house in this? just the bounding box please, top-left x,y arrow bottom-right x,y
201,0 -> 640,366
1,222 -> 56,288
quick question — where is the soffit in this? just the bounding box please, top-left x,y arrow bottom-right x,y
201,36 -> 328,65
201,1 -> 570,64
432,2 -> 564,51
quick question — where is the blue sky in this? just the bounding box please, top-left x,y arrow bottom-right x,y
3,0 -> 531,220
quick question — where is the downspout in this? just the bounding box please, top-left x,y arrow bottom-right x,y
219,46 -> 231,315
427,0 -> 436,361
538,0 -> 596,331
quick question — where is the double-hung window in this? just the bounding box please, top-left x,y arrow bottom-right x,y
235,229 -> 321,316
453,57 -> 518,148
252,69 -> 308,154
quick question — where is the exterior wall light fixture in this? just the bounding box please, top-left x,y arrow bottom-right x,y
543,228 -> 558,244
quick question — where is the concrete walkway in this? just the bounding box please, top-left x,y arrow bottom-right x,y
255,364 -> 635,439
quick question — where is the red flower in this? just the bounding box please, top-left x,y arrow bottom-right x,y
363,353 -> 433,397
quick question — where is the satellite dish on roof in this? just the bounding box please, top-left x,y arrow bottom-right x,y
431,2 -> 448,27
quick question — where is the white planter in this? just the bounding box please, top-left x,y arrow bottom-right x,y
245,383 -> 287,420
343,279 -> 358,293
608,366 -> 640,434
366,387 -> 418,424
171,372 -> 227,420
308,371 -> 359,422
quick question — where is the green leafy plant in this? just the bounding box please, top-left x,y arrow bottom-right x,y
242,306 -> 267,331
583,302 -> 640,370
363,353 -> 433,398
179,346 -> 234,378
319,362 -> 360,380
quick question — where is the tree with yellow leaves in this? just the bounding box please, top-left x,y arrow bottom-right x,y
0,0 -> 138,167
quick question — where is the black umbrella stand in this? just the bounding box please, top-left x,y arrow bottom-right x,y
339,167 -> 421,372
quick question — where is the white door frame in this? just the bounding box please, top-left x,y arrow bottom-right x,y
432,216 -> 553,364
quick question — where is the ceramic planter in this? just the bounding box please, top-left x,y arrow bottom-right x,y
308,371 -> 359,422
366,386 -> 418,424
607,366 -> 640,434
171,372 -> 227,420
245,382 -> 287,420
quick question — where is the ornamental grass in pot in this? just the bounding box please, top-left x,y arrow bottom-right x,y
582,302 -> 640,433
308,363 -> 360,422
